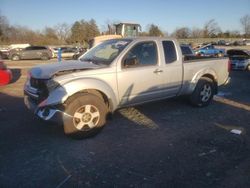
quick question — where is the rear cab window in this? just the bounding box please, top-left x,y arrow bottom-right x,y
162,41 -> 177,63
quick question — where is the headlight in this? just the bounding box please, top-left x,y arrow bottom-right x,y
46,79 -> 60,91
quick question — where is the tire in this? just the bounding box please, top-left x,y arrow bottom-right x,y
218,52 -> 223,57
63,93 -> 108,139
190,77 -> 215,107
11,54 -> 20,61
247,65 -> 250,71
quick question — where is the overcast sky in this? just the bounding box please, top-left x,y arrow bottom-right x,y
1,0 -> 249,33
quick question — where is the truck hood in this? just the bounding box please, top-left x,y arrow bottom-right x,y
30,60 -> 103,79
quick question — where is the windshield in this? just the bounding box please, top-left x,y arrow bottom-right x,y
80,39 -> 132,65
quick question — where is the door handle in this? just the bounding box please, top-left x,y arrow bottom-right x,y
153,69 -> 163,74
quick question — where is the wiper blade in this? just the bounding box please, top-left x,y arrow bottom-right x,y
81,58 -> 93,62
81,58 -> 97,64
84,59 -> 106,65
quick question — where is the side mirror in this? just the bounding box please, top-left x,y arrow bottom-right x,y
123,56 -> 139,67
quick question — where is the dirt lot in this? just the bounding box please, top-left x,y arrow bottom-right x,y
0,60 -> 250,187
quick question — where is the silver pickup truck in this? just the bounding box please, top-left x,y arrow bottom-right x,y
24,37 -> 230,138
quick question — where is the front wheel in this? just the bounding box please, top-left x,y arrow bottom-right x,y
63,93 -> 108,139
190,77 -> 215,107
216,53 -> 223,57
11,54 -> 20,61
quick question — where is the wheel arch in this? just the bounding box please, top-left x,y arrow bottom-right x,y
188,68 -> 218,94
11,53 -> 21,60
65,89 -> 113,112
45,78 -> 118,112
201,74 -> 218,94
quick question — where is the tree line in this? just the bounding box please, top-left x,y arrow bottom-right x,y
0,14 -> 249,46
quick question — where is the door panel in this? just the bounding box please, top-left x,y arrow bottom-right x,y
22,47 -> 36,59
117,66 -> 163,105
161,41 -> 183,96
117,41 -> 163,106
161,62 -> 183,96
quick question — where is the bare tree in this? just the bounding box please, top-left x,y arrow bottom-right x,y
54,23 -> 71,44
190,27 -> 203,38
101,20 -> 118,35
172,27 -> 190,38
43,27 -> 59,44
240,14 -> 250,37
4,25 -> 41,44
0,14 -> 10,43
148,24 -> 163,37
203,19 -> 221,37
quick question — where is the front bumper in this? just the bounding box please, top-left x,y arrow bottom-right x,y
24,95 -> 72,124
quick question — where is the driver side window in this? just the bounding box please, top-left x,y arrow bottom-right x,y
123,41 -> 157,68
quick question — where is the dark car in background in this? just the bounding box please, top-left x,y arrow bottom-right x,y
232,40 -> 245,46
73,47 -> 87,59
180,44 -> 196,61
180,44 -> 195,55
0,49 -> 10,59
60,47 -> 78,59
8,46 -> 53,61
227,49 -> 250,71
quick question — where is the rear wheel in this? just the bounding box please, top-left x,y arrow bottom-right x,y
63,93 -> 108,139
190,77 -> 215,107
11,54 -> 20,61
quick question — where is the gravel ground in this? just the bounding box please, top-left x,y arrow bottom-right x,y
0,60 -> 250,188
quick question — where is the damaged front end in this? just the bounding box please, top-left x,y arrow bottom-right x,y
23,60 -> 103,124
24,72 -> 72,124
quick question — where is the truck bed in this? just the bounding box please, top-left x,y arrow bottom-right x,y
181,57 -> 229,95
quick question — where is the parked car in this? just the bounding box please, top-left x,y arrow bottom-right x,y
9,43 -> 30,49
60,47 -> 78,59
0,61 -> 12,85
195,44 -> 225,57
232,41 -> 245,46
73,48 -> 87,59
180,44 -> 196,61
50,48 -> 58,58
0,49 -> 10,59
243,39 -> 250,46
8,46 -> 53,61
180,44 -> 195,55
227,49 -> 250,71
217,40 -> 226,46
24,37 -> 230,139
